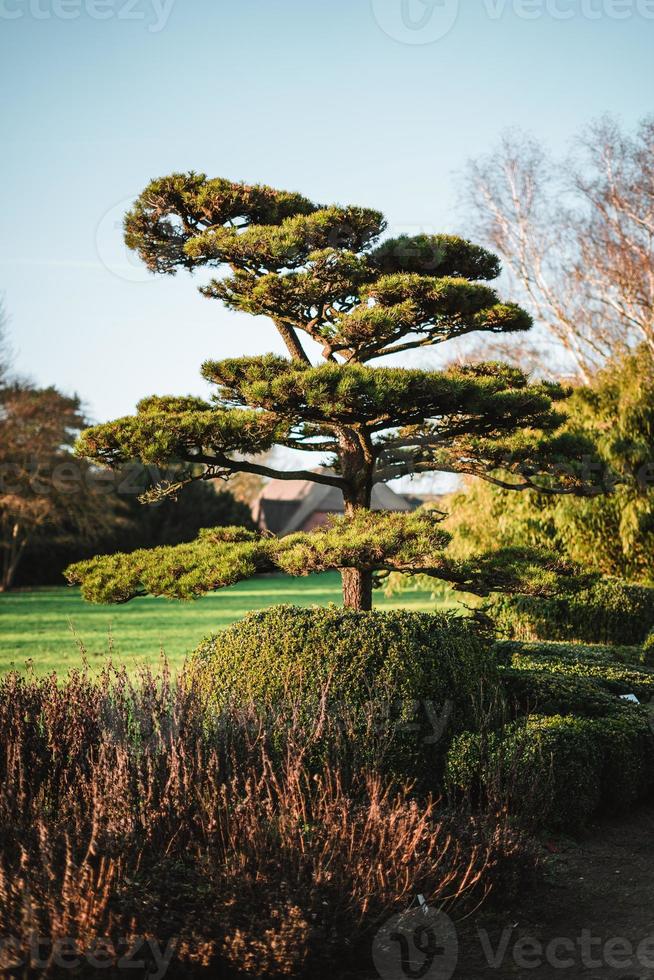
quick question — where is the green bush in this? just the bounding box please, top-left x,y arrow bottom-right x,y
488,577 -> 654,645
643,630 -> 654,666
446,709 -> 654,833
187,605 -> 500,781
494,639 -> 649,668
494,640 -> 654,702
447,715 -> 602,832
500,668 -> 623,719
598,711 -> 654,807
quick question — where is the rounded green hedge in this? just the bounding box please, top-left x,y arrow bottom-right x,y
494,639 -> 650,668
500,668 -> 624,719
643,630 -> 654,666
494,640 -> 654,702
446,709 -> 654,833
187,605 -> 501,782
488,577 -> 654,645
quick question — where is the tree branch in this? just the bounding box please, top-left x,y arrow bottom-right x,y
273,319 -> 311,364
199,453 -> 347,489
377,459 -> 601,496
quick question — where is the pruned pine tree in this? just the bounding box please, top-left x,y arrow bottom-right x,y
68,174 -> 599,610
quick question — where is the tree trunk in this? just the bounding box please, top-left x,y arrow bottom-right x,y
339,433 -> 374,611
0,524 -> 27,592
1,523 -> 26,592
341,567 -> 373,612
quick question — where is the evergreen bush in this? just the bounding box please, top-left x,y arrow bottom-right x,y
488,578 -> 654,645
642,630 -> 654,667
494,639 -> 650,668
187,605 -> 501,782
495,641 -> 654,701
500,668 -> 623,719
446,709 -> 654,833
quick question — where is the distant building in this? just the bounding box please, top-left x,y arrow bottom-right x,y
402,493 -> 446,510
252,471 -> 416,535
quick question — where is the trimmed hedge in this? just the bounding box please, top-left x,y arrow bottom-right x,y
446,709 -> 654,833
447,714 -> 602,832
494,639 -> 650,668
500,668 -> 624,719
187,605 -> 501,781
643,630 -> 654,666
488,577 -> 654,645
494,640 -> 654,702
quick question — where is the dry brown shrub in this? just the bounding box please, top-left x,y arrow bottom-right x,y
0,664 -> 531,978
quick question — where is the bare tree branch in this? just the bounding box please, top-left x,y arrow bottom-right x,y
463,117 -> 654,380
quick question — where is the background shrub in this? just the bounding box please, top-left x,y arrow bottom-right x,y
441,347 -> 654,585
446,709 -> 654,833
643,630 -> 654,666
187,605 -> 501,783
15,479 -> 253,588
494,640 -> 654,701
494,639 -> 650,668
500,667 -> 624,719
488,578 -> 654,645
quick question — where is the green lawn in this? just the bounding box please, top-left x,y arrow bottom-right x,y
0,573 -> 458,676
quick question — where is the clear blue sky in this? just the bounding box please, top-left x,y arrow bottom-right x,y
1,0 -> 652,423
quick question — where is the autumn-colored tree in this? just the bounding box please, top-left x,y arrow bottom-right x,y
0,380 -> 116,591
68,174 -> 600,610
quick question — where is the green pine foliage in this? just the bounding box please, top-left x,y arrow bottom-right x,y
66,511 -> 579,604
68,173 -> 602,609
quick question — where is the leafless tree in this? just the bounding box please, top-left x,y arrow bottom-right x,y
463,116 -> 654,382
0,296 -> 12,387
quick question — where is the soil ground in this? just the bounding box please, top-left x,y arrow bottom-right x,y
455,803 -> 654,979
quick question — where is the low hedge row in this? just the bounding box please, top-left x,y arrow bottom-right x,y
446,709 -> 654,833
488,577 -> 654,645
187,605 -> 501,782
494,640 -> 654,701
495,639 -> 652,668
500,668 -> 625,719
186,606 -> 654,827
